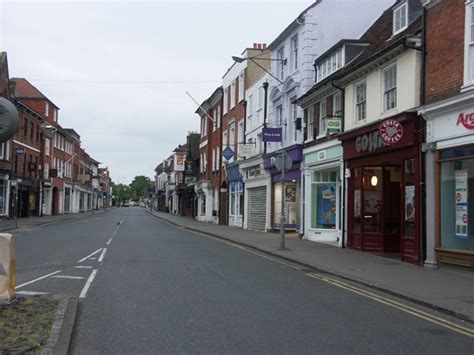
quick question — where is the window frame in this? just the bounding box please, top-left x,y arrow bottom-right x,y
318,99 -> 327,137
291,34 -> 298,71
393,1 -> 408,36
306,107 -> 315,142
230,80 -> 236,109
383,64 -> 397,112
355,80 -> 367,122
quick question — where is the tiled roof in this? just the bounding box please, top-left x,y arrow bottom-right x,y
11,78 -> 59,108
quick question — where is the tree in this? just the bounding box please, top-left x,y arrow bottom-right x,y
112,183 -> 132,205
129,175 -> 152,201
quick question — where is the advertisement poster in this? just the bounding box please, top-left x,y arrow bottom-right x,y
174,152 -> 186,172
316,183 -> 336,228
405,185 -> 415,222
455,170 -> 468,239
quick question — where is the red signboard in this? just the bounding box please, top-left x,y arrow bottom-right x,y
457,112 -> 474,129
379,119 -> 404,144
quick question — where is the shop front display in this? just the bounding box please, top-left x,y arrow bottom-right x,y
303,143 -> 343,243
420,92 -> 474,267
340,113 -> 422,264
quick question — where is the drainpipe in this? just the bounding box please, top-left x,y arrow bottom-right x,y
242,100 -> 247,229
262,81 -> 269,154
331,79 -> 346,248
419,6 -> 427,264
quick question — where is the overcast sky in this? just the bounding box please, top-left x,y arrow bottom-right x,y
1,0 -> 315,184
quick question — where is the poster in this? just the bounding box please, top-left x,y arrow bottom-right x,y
455,170 -> 468,239
405,185 -> 415,222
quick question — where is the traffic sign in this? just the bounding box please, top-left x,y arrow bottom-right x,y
274,152 -> 292,172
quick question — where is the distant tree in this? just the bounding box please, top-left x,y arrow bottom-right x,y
113,183 -> 132,205
129,175 -> 152,201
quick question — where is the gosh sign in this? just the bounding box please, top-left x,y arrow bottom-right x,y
457,112 -> 474,129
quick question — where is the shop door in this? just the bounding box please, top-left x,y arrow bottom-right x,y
248,187 -> 267,231
64,188 -> 71,213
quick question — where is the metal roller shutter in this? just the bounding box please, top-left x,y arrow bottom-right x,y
248,186 -> 267,231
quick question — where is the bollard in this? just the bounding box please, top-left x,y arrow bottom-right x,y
0,233 -> 16,303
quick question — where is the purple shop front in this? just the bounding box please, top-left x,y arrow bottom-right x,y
263,144 -> 303,231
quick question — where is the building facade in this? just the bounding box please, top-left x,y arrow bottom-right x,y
419,0 -> 474,268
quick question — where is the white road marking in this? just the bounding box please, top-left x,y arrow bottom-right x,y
98,248 -> 107,263
16,270 -> 62,289
112,231 -> 117,236
52,275 -> 84,280
77,248 -> 103,263
106,238 -> 113,245
79,269 -> 98,298
120,217 -> 127,224
75,266 -> 93,269
16,290 -> 49,295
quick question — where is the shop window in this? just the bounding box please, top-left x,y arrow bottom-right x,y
310,170 -> 337,229
353,168 -> 363,232
440,157 -> 474,251
0,180 -> 7,215
363,167 -> 383,233
274,181 -> 298,229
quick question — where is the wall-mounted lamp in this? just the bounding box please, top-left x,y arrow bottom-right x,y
370,175 -> 378,187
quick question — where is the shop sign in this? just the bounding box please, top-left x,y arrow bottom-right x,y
222,146 -> 234,161
262,127 -> 282,142
355,131 -> 388,153
455,170 -> 468,239
174,151 -> 186,172
379,119 -> 404,144
318,150 -> 326,161
456,112 -> 474,130
238,144 -> 255,157
327,118 -> 341,133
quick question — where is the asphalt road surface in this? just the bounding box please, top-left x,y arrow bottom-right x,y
12,208 -> 474,354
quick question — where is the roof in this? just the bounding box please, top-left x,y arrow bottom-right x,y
195,86 -> 222,115
11,78 -> 59,108
296,1 -> 422,104
267,0 -> 321,51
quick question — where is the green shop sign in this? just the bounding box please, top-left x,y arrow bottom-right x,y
304,145 -> 342,166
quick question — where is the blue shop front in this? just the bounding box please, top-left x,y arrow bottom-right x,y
226,162 -> 243,227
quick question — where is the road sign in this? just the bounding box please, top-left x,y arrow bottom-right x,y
222,146 -> 234,161
15,147 -> 25,155
274,152 -> 292,172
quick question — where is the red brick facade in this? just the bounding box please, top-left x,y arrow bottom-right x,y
424,0 -> 465,104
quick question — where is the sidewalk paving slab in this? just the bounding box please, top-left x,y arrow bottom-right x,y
148,210 -> 474,323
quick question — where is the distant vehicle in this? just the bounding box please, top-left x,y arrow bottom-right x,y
123,202 -> 130,207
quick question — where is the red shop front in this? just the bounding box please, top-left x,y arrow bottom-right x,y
340,113 -> 422,264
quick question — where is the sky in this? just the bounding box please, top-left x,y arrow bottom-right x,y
0,0 -> 312,184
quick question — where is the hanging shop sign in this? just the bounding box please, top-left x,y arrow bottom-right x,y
455,170 -> 468,239
327,118 -> 341,133
222,146 -> 234,161
379,119 -> 404,144
262,127 -> 282,142
456,112 -> 474,130
174,151 -> 186,172
238,144 -> 256,157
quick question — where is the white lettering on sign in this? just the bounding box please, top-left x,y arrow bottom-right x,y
355,131 -> 388,153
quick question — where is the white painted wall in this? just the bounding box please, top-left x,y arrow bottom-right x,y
344,50 -> 422,131
267,0 -> 394,152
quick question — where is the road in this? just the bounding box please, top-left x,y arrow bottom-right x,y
12,208 -> 474,354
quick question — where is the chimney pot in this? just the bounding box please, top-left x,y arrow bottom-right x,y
262,43 -> 267,50
253,43 -> 257,49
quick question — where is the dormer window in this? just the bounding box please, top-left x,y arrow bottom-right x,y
393,1 -> 408,35
317,47 -> 343,83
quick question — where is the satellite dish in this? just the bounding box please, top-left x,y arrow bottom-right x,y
0,97 -> 19,142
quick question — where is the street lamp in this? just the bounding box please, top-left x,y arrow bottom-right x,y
231,55 -> 287,85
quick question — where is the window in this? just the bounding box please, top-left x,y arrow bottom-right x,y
384,65 -> 397,111
333,92 -> 342,118
393,2 -> 408,35
311,170 -> 338,229
291,35 -> 298,71
238,121 -> 244,157
230,123 -> 235,149
212,109 -> 217,131
319,100 -> 327,136
223,87 -> 229,114
231,80 -> 236,109
277,47 -> 285,79
258,85 -> 264,109
223,130 -> 228,147
238,72 -> 244,102
307,107 -> 314,141
212,148 -> 215,171
45,102 -> 49,116
53,109 -> 57,122
201,116 -> 207,137
217,105 -> 221,128
290,96 -> 297,142
317,48 -> 344,83
45,138 -> 50,156
247,95 -> 253,128
355,81 -> 367,122
44,162 -> 49,179
0,179 -> 7,215
24,118 -> 28,136
468,5 -> 474,83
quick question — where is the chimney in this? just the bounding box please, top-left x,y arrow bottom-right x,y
257,43 -> 262,49
253,43 -> 258,49
262,43 -> 267,50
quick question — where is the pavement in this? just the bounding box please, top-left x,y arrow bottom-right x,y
0,208 -> 110,232
148,210 -> 474,323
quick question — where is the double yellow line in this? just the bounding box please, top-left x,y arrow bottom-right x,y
307,272 -> 474,338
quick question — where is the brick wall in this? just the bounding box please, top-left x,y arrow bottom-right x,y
425,0 -> 465,104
